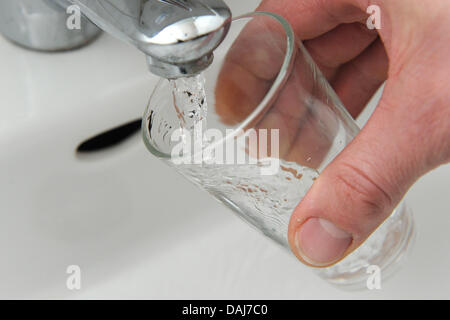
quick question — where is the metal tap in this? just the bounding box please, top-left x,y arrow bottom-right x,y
0,0 -> 232,78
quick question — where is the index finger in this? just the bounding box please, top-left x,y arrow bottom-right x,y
215,0 -> 368,125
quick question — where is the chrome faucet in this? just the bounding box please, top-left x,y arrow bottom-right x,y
0,0 -> 231,78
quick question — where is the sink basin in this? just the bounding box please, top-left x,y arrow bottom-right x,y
0,0 -> 449,299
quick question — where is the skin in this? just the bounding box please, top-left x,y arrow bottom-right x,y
216,0 -> 450,266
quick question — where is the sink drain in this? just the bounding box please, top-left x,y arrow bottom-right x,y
76,119 -> 141,153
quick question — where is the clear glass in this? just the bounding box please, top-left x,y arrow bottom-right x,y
142,12 -> 415,289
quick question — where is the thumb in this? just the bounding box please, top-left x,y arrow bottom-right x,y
288,77 -> 443,267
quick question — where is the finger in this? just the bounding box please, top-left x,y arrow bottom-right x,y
255,46 -> 343,168
303,22 -> 378,79
260,34 -> 385,167
253,75 -> 312,159
287,73 -> 446,267
215,16 -> 288,125
258,0 -> 368,40
215,60 -> 272,125
215,0 -> 370,125
331,38 -> 388,118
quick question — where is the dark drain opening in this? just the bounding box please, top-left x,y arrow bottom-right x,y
76,119 -> 141,153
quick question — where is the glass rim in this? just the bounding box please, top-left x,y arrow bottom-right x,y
142,11 -> 296,160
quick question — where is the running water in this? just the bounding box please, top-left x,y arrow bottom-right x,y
169,74 -> 208,148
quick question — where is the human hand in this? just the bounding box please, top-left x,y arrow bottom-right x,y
216,0 -> 450,267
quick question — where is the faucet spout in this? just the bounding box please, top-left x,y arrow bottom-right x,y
66,0 -> 232,78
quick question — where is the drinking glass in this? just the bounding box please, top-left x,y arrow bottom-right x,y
142,12 -> 415,288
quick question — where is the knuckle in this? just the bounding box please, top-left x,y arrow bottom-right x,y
333,161 -> 393,219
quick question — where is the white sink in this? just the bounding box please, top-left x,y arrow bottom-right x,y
0,0 -> 449,299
